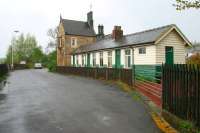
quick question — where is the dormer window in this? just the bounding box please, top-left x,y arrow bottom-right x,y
71,37 -> 77,47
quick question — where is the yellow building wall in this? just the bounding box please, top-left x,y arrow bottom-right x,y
57,22 -> 96,66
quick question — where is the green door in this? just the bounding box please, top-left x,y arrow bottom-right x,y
115,49 -> 121,68
87,53 -> 90,67
165,46 -> 174,64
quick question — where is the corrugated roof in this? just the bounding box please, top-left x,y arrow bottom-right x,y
62,19 -> 96,37
74,24 -> 173,54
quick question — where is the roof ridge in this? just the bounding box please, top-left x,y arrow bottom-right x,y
124,24 -> 175,37
62,18 -> 86,23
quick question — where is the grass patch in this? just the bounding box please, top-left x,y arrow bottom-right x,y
115,81 -> 133,93
162,110 -> 200,133
115,81 -> 142,101
130,91 -> 141,101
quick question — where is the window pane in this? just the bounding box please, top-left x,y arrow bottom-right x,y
125,56 -> 128,68
128,56 -> 131,67
93,53 -> 96,66
108,57 -> 112,67
125,49 -> 130,55
100,52 -> 103,66
108,51 -> 112,67
71,38 -> 77,46
108,51 -> 112,56
139,47 -> 146,54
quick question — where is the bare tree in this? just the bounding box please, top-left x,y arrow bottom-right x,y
174,0 -> 200,10
47,27 -> 58,49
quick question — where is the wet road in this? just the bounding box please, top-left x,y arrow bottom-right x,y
0,69 -> 160,133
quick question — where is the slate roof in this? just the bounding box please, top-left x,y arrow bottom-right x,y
62,19 -> 96,37
74,24 -> 174,54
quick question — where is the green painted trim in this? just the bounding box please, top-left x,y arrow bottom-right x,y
115,49 -> 121,68
165,46 -> 174,64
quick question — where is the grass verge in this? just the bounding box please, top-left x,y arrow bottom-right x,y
162,110 -> 200,133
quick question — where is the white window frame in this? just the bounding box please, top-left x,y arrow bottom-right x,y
71,37 -> 77,47
125,49 -> 131,68
139,47 -> 146,54
108,51 -> 112,68
100,52 -> 103,67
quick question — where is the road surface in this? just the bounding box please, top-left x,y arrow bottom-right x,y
0,69 -> 160,133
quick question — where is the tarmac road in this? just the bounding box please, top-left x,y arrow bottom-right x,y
0,69 -> 160,133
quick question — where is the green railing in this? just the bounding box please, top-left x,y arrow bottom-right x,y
133,65 -> 161,83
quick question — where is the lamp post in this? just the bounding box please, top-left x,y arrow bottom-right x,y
11,30 -> 19,70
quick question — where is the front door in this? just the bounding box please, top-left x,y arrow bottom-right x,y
165,46 -> 174,64
87,53 -> 90,67
115,49 -> 121,68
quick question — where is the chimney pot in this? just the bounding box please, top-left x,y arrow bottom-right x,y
112,26 -> 123,40
97,24 -> 104,39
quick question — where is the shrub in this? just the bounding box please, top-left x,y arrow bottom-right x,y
187,53 -> 200,64
46,51 -> 57,72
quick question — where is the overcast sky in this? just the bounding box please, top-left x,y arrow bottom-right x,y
0,0 -> 199,58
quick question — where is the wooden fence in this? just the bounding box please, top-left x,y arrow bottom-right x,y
56,66 -> 133,86
0,64 -> 8,79
162,64 -> 200,127
14,64 -> 29,70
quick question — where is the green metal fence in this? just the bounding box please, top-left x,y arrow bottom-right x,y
133,65 -> 162,107
133,65 -> 162,83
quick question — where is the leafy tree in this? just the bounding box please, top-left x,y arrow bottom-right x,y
45,27 -> 58,71
6,33 -> 44,67
174,0 -> 200,10
46,50 -> 57,71
30,47 -> 44,63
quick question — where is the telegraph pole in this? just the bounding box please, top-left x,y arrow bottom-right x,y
11,30 -> 19,70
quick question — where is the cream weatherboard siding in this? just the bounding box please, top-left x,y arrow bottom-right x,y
133,45 -> 156,65
156,30 -> 186,64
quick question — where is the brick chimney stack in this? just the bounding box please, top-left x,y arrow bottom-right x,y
112,26 -> 123,40
98,24 -> 104,38
87,11 -> 93,29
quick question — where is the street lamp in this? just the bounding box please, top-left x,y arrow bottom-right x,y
11,30 -> 19,70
